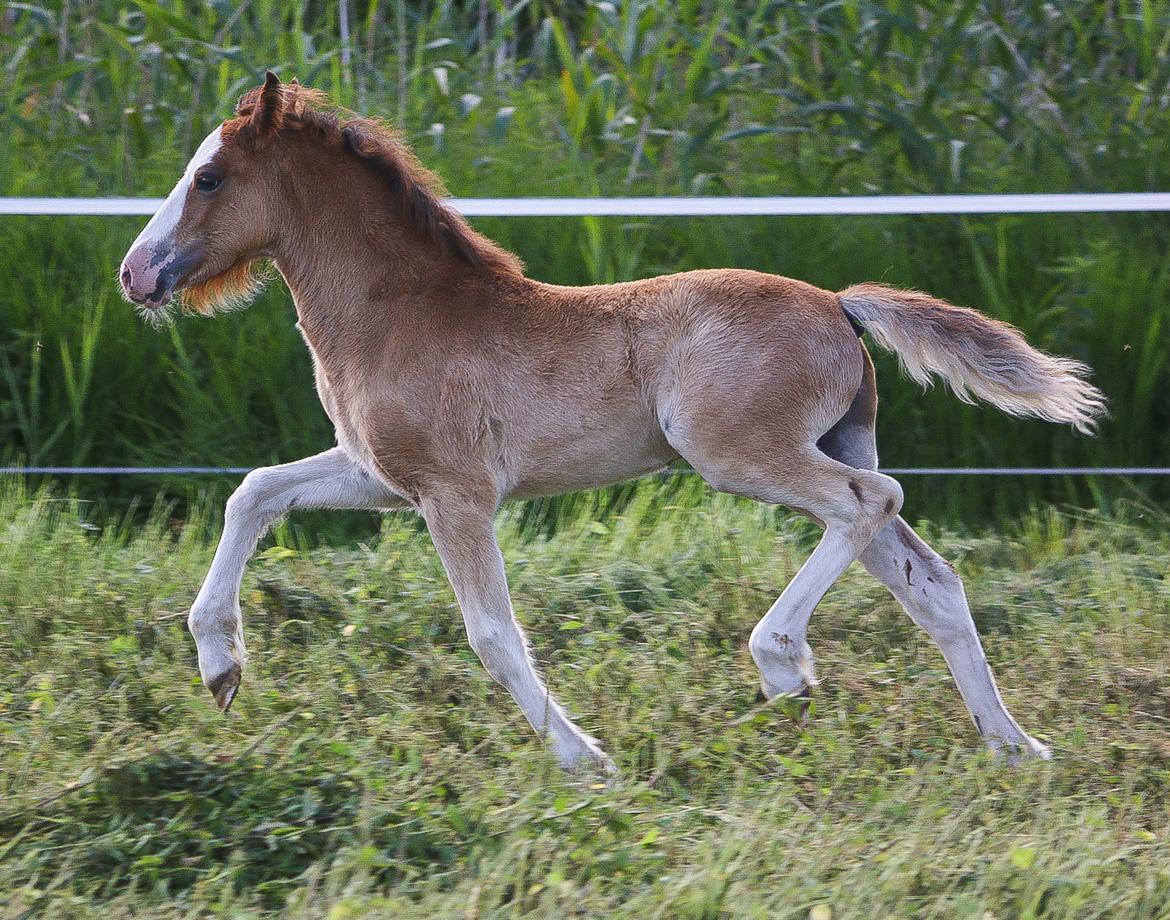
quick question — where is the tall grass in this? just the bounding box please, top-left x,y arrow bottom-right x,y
2,1 -> 1168,521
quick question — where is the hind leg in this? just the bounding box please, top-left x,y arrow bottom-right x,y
859,520 -> 1050,760
677,437 -> 903,700
742,455 -> 903,699
662,326 -> 900,701
820,358 -> 1049,760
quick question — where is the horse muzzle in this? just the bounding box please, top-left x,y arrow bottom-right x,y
119,244 -> 202,309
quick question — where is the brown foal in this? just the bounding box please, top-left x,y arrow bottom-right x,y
120,73 -> 1105,771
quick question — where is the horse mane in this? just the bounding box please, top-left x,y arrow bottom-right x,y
234,83 -> 523,277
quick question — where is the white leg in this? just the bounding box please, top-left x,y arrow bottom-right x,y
859,518 -> 1051,760
190,447 -> 406,709
742,459 -> 904,701
750,524 -> 858,698
421,497 -> 614,773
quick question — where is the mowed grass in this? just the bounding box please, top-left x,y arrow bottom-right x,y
2,483 -> 1170,918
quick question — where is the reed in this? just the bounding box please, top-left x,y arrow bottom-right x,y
2,1 -> 1168,522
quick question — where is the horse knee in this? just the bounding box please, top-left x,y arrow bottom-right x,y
225,469 -> 263,519
225,466 -> 285,525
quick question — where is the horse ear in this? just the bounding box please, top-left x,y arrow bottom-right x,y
246,70 -> 285,138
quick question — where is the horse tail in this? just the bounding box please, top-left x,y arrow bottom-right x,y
838,283 -> 1106,434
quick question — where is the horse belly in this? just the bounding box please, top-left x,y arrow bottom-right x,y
506,415 -> 676,499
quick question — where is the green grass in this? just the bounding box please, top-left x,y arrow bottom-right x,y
4,4 -> 1170,915
2,1 -> 1170,521
3,483 -> 1170,917
2,207 -> 1167,523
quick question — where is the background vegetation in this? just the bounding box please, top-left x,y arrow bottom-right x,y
2,0 -> 1169,520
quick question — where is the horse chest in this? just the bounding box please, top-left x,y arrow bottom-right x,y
303,340 -> 402,493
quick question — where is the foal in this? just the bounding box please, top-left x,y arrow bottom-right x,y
120,74 -> 1105,771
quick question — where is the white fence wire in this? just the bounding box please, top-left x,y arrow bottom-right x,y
6,192 -> 1170,217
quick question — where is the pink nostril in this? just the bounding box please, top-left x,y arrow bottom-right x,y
120,265 -> 133,290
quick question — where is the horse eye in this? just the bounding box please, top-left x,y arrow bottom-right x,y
195,173 -> 222,193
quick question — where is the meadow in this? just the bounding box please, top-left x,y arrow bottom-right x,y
3,484 -> 1170,917
3,3 -> 1170,916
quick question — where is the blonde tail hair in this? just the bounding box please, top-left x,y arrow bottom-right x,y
838,283 -> 1106,434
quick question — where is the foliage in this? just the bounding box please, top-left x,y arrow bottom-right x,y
3,483 -> 1170,916
1,2 -> 1169,520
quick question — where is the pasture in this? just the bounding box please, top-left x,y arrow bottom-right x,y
5,2 -> 1170,917
3,484 -> 1170,917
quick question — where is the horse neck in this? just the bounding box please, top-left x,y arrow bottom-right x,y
270,165 -> 482,369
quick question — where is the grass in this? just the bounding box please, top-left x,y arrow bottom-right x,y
2,207 -> 1169,524
4,4 -> 1169,915
2,1 -> 1170,521
3,482 -> 1170,917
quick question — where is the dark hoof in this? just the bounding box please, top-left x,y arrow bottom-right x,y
775,687 -> 811,727
206,664 -> 241,712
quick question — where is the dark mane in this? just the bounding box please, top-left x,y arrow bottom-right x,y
235,83 -> 523,277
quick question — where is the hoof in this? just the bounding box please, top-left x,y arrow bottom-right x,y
989,735 -> 1051,765
582,757 -> 619,788
560,737 -> 618,784
774,687 -> 812,727
206,664 -> 241,712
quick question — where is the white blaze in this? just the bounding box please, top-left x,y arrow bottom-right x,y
129,127 -> 223,251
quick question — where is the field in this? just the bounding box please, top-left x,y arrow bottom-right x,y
4,2 -> 1170,917
3,483 -> 1170,918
